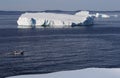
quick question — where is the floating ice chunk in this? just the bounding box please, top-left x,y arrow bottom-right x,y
91,13 -> 119,19
95,13 -> 110,18
7,68 -> 120,78
17,11 -> 94,28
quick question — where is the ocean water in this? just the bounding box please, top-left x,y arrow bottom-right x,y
0,11 -> 120,78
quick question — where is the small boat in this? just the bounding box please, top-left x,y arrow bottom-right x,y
13,50 -> 24,55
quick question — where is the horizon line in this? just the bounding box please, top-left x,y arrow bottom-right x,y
0,9 -> 120,12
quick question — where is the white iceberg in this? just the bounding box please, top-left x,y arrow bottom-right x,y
7,68 -> 120,78
17,11 -> 94,28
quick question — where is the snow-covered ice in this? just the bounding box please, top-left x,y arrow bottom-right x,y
75,11 -> 90,16
17,11 -> 94,28
7,68 -> 120,78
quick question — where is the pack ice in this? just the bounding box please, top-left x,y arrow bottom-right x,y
17,11 -> 94,28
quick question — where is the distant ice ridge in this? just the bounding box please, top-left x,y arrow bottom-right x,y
17,11 -> 94,28
7,68 -> 120,78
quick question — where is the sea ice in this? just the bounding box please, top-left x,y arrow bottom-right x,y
7,68 -> 120,78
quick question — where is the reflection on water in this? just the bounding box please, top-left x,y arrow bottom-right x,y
17,25 -> 72,29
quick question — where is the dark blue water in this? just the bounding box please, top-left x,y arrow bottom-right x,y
0,11 -> 120,78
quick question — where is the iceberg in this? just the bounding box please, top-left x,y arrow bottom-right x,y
7,68 -> 120,78
17,11 -> 94,28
